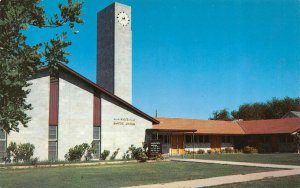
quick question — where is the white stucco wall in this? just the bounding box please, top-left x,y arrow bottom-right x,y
7,74 -> 50,161
162,143 -> 233,154
58,72 -> 94,160
221,143 -> 234,149
7,70 -> 154,161
185,143 -> 211,152
101,95 -> 152,159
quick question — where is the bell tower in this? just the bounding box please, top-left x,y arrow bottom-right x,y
97,2 -> 132,104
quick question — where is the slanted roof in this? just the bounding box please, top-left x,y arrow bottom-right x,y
237,118 -> 300,134
282,111 -> 300,118
38,64 -> 159,124
152,117 -> 300,135
153,117 -> 245,135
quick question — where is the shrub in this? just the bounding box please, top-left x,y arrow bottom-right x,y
122,152 -> 130,160
156,154 -> 164,160
243,146 -> 258,154
65,143 -> 96,162
207,149 -> 212,154
101,150 -> 110,160
197,149 -> 205,154
126,145 -> 148,162
110,148 -> 120,160
30,157 -> 39,165
225,147 -> 234,153
85,143 -> 96,161
6,142 -> 35,163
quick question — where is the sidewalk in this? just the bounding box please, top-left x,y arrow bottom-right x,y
171,158 -> 300,169
123,169 -> 300,188
123,159 -> 300,188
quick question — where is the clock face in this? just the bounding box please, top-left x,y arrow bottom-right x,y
117,12 -> 130,26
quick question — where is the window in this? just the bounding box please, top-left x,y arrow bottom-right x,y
287,135 -> 294,143
0,128 -> 5,140
194,135 -> 199,143
93,127 -> 100,159
262,135 -> 270,143
48,141 -> 57,161
279,135 -> 286,143
198,135 -> 203,143
163,135 -> 169,144
93,127 -> 100,140
49,126 -> 57,140
222,136 -> 232,143
204,136 -> 209,143
280,135 -> 294,143
152,134 -> 162,140
0,128 -> 6,161
48,126 -> 57,161
185,135 -> 192,143
195,135 -> 209,143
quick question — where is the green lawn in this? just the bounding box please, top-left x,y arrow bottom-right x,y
213,175 -> 300,188
183,153 -> 300,165
0,161 -> 275,188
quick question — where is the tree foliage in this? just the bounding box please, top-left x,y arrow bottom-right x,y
0,0 -> 83,133
210,97 -> 300,121
209,109 -> 232,121
232,97 -> 300,120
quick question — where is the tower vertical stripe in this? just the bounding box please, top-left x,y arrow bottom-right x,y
49,76 -> 59,126
93,94 -> 101,127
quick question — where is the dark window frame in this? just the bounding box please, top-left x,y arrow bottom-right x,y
0,128 -> 6,161
93,126 -> 101,159
48,126 -> 58,161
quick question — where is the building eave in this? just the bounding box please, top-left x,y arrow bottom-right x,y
38,64 -> 160,124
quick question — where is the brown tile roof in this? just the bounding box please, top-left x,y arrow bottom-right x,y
153,117 -> 245,135
152,117 -> 300,135
238,118 -> 300,134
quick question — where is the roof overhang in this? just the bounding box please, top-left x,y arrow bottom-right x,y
38,64 -> 160,124
291,128 -> 300,135
147,128 -> 197,133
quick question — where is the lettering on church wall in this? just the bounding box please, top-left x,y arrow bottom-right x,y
113,118 -> 135,126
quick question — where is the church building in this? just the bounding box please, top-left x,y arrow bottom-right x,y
1,2 -> 300,161
1,2 -> 159,161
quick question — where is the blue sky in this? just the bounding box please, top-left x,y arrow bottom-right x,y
28,0 -> 300,119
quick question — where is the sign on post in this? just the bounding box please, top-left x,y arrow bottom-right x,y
148,140 -> 162,158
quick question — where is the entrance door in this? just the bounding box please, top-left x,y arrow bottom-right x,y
271,135 -> 279,152
171,135 -> 185,155
210,135 -> 221,150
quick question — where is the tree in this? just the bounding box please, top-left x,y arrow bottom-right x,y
231,97 -> 300,120
209,109 -> 232,121
0,0 -> 84,133
266,97 -> 300,119
231,102 -> 268,120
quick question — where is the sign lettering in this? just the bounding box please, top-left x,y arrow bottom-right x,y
148,140 -> 162,157
113,118 -> 135,126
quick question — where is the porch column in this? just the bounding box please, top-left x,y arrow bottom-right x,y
193,132 -> 195,159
